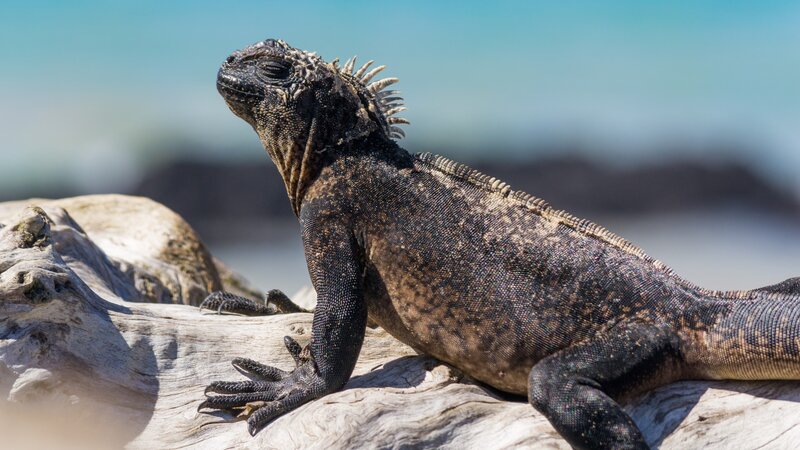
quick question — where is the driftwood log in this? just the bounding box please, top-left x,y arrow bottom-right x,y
1,195 -> 799,449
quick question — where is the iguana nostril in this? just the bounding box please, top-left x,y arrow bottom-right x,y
226,55 -> 236,64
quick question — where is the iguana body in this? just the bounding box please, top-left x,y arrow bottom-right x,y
198,38 -> 800,449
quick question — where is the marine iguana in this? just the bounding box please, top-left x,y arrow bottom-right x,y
198,38 -> 800,449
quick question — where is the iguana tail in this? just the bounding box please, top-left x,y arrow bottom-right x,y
692,277 -> 800,380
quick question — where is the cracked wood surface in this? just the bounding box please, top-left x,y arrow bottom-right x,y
1,195 -> 799,449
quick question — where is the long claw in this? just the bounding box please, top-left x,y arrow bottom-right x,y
205,380 -> 272,395
283,336 -> 303,366
200,391 -> 278,411
232,357 -> 288,381
237,400 -> 267,419
198,399 -> 210,412
265,289 -> 307,313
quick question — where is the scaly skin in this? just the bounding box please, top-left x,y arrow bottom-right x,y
198,38 -> 800,448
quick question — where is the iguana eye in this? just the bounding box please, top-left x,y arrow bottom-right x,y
257,57 -> 292,80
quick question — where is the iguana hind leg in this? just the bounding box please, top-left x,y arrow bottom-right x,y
528,322 -> 683,450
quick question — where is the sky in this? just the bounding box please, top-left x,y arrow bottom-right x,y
1,1 -> 799,193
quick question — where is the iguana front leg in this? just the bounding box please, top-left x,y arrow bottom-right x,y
199,220 -> 368,434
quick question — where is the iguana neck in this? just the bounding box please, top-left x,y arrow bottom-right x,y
268,128 -> 399,216
262,118 -> 317,216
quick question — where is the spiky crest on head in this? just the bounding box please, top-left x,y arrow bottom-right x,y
334,55 -> 408,140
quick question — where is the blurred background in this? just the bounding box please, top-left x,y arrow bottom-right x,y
1,1 -> 798,295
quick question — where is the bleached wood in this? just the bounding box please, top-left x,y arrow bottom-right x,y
1,196 -> 799,449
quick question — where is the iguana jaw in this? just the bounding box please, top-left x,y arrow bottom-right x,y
216,70 -> 263,128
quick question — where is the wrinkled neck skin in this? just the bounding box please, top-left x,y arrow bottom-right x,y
261,127 -> 398,216
259,118 -> 322,216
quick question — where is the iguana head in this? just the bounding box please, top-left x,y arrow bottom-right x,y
217,38 -> 408,213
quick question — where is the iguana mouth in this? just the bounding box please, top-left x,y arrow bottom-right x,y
216,70 -> 263,105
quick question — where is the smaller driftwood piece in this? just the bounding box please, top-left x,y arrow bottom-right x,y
1,195 -> 799,449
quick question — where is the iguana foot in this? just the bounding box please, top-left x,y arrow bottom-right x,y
199,291 -> 276,316
199,336 -> 328,435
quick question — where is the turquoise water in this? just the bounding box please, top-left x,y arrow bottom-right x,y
2,2 -> 799,193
